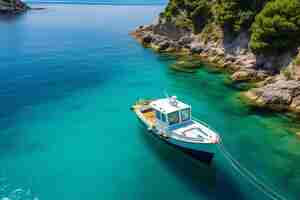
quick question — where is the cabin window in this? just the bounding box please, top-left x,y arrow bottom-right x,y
161,114 -> 167,123
155,111 -> 161,120
181,108 -> 191,122
168,111 -> 180,125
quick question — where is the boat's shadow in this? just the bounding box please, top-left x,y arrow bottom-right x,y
137,126 -> 246,200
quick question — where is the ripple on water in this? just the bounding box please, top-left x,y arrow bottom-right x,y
0,178 -> 38,200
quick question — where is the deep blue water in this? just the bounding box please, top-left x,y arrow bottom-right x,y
0,4 -> 300,200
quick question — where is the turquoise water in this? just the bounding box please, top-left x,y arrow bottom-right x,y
0,4 -> 300,200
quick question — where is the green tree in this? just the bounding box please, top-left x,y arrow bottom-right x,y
250,0 -> 300,54
190,0 -> 211,33
161,0 -> 211,32
214,0 -> 268,32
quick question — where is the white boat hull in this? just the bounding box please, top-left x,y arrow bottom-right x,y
132,100 -> 218,163
151,129 -> 215,163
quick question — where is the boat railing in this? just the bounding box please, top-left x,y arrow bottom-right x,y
192,117 -> 212,129
192,117 -> 222,136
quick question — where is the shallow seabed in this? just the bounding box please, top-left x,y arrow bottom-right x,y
0,4 -> 299,200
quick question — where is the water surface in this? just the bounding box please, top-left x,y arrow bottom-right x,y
0,4 -> 299,200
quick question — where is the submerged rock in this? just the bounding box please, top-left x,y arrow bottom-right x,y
170,64 -> 198,73
131,12 -> 300,116
170,56 -> 202,73
231,69 -> 269,82
231,70 -> 256,82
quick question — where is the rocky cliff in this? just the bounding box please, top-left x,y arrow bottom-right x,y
131,0 -> 300,115
0,0 -> 29,13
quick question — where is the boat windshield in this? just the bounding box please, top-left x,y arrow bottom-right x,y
155,111 -> 161,120
168,111 -> 180,125
181,108 -> 191,122
161,113 -> 167,123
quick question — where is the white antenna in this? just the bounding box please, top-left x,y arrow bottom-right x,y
170,96 -> 178,106
164,90 -> 178,106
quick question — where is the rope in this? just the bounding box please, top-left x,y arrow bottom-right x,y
217,138 -> 287,200
192,117 -> 286,200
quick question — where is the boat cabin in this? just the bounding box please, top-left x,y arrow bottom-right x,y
150,96 -> 191,131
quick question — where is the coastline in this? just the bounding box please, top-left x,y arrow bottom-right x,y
130,22 -> 300,117
0,0 -> 30,13
23,1 -> 166,6
0,4 -> 299,199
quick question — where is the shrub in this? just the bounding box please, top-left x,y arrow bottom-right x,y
293,53 -> 300,66
161,0 -> 211,32
190,0 -> 211,33
250,0 -> 300,54
214,0 -> 268,32
282,68 -> 292,80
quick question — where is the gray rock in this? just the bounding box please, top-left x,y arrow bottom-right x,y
152,34 -> 168,44
225,55 -> 236,62
190,42 -> 203,54
231,70 -> 256,82
246,79 -> 300,110
170,41 -> 180,49
141,34 -> 153,44
157,40 -> 170,51
152,20 -> 191,40
215,48 -> 225,56
256,70 -> 270,80
231,69 -> 269,82
290,95 -> 300,113
178,36 -> 194,46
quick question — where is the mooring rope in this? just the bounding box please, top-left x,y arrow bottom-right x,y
217,139 -> 287,200
192,117 -> 286,200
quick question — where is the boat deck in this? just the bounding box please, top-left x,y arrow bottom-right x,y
133,100 -> 219,144
142,110 -> 156,125
169,120 -> 219,144
133,103 -> 156,128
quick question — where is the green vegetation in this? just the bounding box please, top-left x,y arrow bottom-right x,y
160,0 -> 300,55
199,23 -> 223,44
161,0 -> 268,32
250,0 -> 300,54
189,0 -> 211,32
213,0 -> 268,32
282,68 -> 292,80
161,0 -> 211,32
214,0 -> 250,32
293,53 -> 300,66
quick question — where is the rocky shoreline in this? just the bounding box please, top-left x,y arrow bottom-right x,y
0,0 -> 29,14
131,20 -> 300,115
